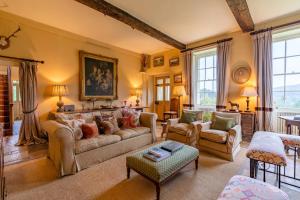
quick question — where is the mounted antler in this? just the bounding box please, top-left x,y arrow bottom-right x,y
0,26 -> 21,50
6,26 -> 21,40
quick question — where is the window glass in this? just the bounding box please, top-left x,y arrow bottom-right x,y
156,79 -> 163,85
273,58 -> 284,75
156,86 -> 163,101
192,47 -> 217,107
286,56 -> 300,74
273,41 -> 285,58
165,85 -> 170,101
287,38 -> 300,56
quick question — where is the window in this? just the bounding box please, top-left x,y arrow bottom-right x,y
12,80 -> 21,102
273,29 -> 300,109
155,77 -> 170,101
192,47 -> 217,108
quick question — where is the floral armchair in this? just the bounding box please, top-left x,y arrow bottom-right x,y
197,112 -> 242,161
166,110 -> 203,145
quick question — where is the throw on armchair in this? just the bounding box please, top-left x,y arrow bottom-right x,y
197,112 -> 242,161
166,110 -> 203,145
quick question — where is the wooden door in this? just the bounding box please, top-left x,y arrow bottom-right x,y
154,76 -> 170,120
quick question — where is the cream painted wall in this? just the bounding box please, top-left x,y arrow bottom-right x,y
186,13 -> 300,112
0,11 -> 143,120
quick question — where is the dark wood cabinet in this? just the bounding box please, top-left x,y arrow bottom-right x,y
241,112 -> 256,142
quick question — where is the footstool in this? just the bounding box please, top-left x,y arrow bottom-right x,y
218,175 -> 289,200
126,141 -> 199,200
246,131 -> 287,188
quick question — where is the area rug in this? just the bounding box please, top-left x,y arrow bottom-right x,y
5,148 -> 247,200
5,146 -> 300,200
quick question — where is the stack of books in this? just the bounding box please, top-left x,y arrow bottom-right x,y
143,142 -> 184,162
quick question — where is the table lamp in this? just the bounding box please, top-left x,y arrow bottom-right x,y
52,84 -> 68,112
241,86 -> 257,112
173,85 -> 186,115
135,88 -> 142,106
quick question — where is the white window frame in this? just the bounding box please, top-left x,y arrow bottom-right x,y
192,47 -> 217,110
272,29 -> 300,111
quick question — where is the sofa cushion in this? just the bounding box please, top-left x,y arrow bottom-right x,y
81,123 -> 99,139
114,127 -> 150,140
168,123 -> 193,136
200,129 -> 228,143
75,134 -> 121,154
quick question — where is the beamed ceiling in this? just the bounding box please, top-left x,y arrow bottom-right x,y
1,0 -> 300,54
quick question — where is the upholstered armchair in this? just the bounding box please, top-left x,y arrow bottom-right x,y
197,112 -> 242,161
166,110 -> 203,145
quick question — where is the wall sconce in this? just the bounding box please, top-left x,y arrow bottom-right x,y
52,84 -> 69,112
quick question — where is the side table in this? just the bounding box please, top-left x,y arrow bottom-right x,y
241,112 -> 256,142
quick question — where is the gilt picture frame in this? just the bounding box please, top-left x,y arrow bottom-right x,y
153,56 -> 164,67
79,51 -> 118,101
173,73 -> 183,84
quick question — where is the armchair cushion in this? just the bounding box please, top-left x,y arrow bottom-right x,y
179,111 -> 197,123
168,123 -> 193,136
200,129 -> 228,143
211,116 -> 236,131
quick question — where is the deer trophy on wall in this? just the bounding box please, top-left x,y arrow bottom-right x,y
0,26 -> 21,50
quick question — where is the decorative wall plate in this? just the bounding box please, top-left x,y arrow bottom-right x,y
232,66 -> 251,84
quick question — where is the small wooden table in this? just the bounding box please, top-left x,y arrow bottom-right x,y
279,116 -> 300,135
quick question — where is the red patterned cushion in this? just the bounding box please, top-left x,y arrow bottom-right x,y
81,123 -> 99,138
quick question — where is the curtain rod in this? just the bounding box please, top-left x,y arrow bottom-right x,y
250,19 -> 300,35
0,55 -> 44,64
181,38 -> 232,53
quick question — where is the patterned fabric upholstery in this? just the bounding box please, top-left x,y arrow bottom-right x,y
246,131 -> 287,166
75,135 -> 121,154
200,129 -> 228,143
168,123 -> 193,136
126,141 -> 199,182
218,175 -> 289,200
277,133 -> 300,148
114,127 -> 150,140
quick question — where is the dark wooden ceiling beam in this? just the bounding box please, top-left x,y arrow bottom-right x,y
75,0 -> 186,50
226,0 -> 254,32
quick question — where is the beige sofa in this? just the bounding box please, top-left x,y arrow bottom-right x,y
41,110 -> 157,177
197,112 -> 242,161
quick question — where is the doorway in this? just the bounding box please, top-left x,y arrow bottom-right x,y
154,76 -> 170,121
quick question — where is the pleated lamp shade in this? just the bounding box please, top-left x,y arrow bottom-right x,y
52,85 -> 69,97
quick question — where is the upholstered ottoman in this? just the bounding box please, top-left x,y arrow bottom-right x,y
218,175 -> 289,200
126,141 -> 199,200
278,133 -> 300,156
246,131 -> 287,187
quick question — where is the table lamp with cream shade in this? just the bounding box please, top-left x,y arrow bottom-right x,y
241,86 -> 257,112
52,84 -> 68,112
173,85 -> 186,115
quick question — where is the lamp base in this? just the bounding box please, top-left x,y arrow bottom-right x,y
57,100 -> 64,112
136,99 -> 140,107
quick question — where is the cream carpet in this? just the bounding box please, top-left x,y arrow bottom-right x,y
5,148 -> 247,200
5,146 -> 300,200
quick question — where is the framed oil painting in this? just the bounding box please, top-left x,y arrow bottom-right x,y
169,57 -> 179,67
174,73 -> 182,84
153,56 -> 164,67
79,51 -> 118,101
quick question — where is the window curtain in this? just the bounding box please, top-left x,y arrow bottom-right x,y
252,30 -> 273,131
216,40 -> 232,111
17,62 -> 46,145
182,51 -> 192,104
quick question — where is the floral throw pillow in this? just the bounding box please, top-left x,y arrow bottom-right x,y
95,116 -> 120,135
118,109 -> 140,129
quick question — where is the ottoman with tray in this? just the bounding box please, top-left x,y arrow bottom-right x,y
126,141 -> 199,200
